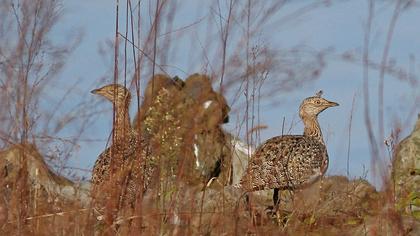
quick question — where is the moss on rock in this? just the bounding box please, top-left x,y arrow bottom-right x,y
393,114 -> 420,219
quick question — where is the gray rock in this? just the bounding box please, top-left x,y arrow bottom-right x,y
393,114 -> 420,219
0,196 -> 7,228
0,144 -> 90,206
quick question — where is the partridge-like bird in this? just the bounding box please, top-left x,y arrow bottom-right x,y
91,84 -> 152,206
239,91 -> 338,206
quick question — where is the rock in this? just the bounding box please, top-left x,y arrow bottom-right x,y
184,74 -> 230,128
133,74 -> 184,130
0,144 -> 90,206
183,74 -> 232,186
133,73 -> 234,188
393,114 -> 420,219
161,175 -> 380,235
132,75 -> 187,193
139,183 -> 250,235
0,144 -> 92,234
285,176 -> 379,223
352,206 -> 420,236
0,195 -> 7,228
228,135 -> 253,185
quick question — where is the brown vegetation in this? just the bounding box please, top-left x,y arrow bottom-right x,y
0,0 -> 419,235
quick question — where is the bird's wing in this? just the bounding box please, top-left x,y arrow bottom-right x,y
240,135 -> 327,191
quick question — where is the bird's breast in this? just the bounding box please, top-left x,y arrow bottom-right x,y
320,153 -> 329,175
306,167 -> 323,186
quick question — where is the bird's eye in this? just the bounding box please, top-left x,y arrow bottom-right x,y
315,100 -> 321,104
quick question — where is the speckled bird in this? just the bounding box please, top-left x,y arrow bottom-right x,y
238,91 -> 338,206
91,84 -> 153,206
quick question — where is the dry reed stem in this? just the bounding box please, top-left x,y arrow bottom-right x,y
1,0 -> 418,235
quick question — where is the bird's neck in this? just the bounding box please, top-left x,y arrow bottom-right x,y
113,101 -> 131,145
302,115 -> 324,145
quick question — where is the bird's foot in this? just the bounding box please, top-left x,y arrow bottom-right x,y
264,206 -> 291,226
264,205 -> 277,218
265,204 -> 281,224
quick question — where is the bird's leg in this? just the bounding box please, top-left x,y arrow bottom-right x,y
273,188 -> 280,211
266,188 -> 280,218
245,194 -> 251,212
318,177 -> 324,204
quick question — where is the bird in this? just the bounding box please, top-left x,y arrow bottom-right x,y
91,84 -> 152,207
238,91 -> 338,209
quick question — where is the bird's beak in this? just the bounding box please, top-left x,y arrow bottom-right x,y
223,115 -> 229,124
326,100 -> 339,107
91,89 -> 100,95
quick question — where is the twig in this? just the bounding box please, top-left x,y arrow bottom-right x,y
378,0 -> 402,152
346,94 -> 356,177
118,33 -> 169,75
363,0 -> 380,175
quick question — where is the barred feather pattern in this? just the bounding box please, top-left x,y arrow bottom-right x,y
238,93 -> 338,193
91,130 -> 154,201
239,135 -> 328,191
90,84 -> 156,206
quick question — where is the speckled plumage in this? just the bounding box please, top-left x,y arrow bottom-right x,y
239,135 -> 328,191
91,84 -> 154,206
239,91 -> 338,195
91,129 -> 153,200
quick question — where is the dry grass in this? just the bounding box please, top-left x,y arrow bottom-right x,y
0,0 -> 419,235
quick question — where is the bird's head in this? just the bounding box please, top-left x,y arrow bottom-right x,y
91,84 -> 131,106
299,90 -> 339,119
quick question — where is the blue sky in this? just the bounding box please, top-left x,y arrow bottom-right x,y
52,0 -> 419,186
